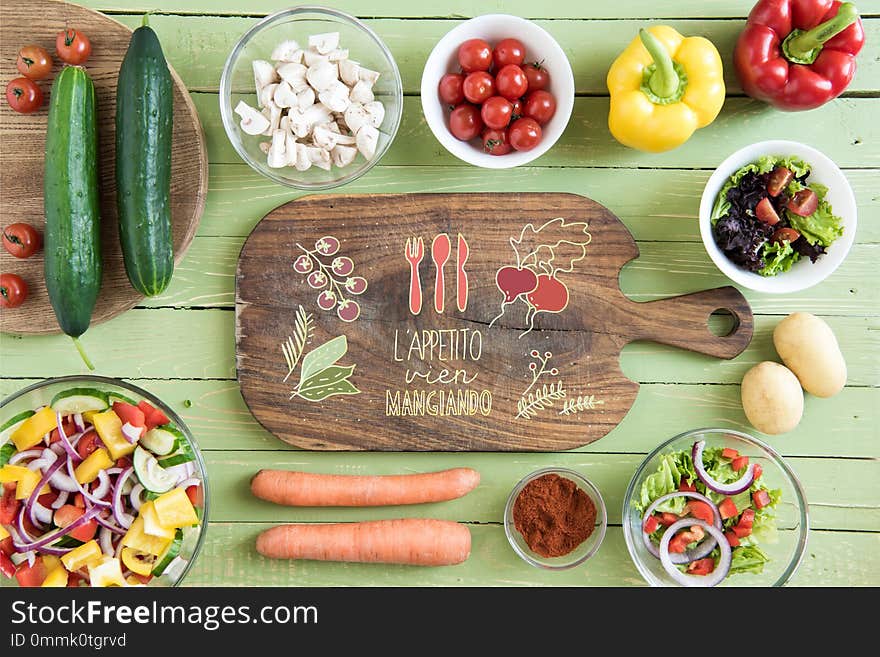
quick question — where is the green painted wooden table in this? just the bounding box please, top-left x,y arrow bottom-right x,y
1,0 -> 878,586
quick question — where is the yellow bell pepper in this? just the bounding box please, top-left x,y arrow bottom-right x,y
122,514 -> 172,556
61,540 -> 104,571
91,410 -> 136,460
41,567 -> 69,587
121,547 -> 156,576
74,447 -> 113,485
10,407 -> 56,451
607,26 -> 725,153
88,556 -> 126,587
0,465 -> 50,500
153,487 -> 198,529
42,555 -> 62,572
140,501 -> 175,540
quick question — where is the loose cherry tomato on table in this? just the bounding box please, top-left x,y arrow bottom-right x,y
0,273 -> 28,308
438,73 -> 465,106
448,104 -> 483,141
508,117 -> 542,151
56,28 -> 91,65
495,64 -> 528,101
523,62 -> 550,91
523,90 -> 557,124
16,45 -> 53,80
493,38 -> 525,68
457,38 -> 492,73
2,223 -> 42,259
5,78 -> 43,114
482,128 -> 512,156
480,96 -> 512,130
462,71 -> 495,104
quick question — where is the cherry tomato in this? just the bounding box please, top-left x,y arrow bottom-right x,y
523,62 -> 550,91
787,188 -> 818,217
493,38 -> 525,68
438,73 -> 465,106
508,117 -> 542,151
462,71 -> 495,104
5,78 -> 43,114
523,90 -> 557,125
0,273 -> 28,309
481,128 -> 512,156
16,46 -> 53,80
495,64 -> 528,101
56,28 -> 91,65
510,98 -> 524,120
2,223 -> 42,259
771,227 -> 801,244
448,104 -> 483,141
457,39 -> 492,73
480,96 -> 512,130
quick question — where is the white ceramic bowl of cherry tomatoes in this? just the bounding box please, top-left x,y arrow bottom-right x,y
420,14 -> 574,169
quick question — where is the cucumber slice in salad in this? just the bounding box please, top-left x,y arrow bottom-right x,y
50,388 -> 110,414
140,424 -> 184,457
108,392 -> 138,406
152,530 -> 183,576
0,443 -> 16,467
0,409 -> 35,434
133,446 -> 177,494
157,438 -> 195,468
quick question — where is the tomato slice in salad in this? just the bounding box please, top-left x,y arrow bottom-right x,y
15,557 -> 46,587
686,558 -> 715,575
0,482 -> 20,525
0,551 -> 15,579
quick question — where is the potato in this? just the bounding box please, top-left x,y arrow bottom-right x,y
773,312 -> 846,398
741,361 -> 803,435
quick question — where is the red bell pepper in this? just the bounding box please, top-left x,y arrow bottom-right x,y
734,0 -> 865,111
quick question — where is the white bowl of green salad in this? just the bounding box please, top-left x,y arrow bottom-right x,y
0,376 -> 207,588
623,428 -> 808,587
699,140 -> 857,294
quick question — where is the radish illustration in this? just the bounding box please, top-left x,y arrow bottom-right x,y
489,266 -> 538,326
522,274 -> 569,336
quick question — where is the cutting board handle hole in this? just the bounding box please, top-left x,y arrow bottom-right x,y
708,309 -> 739,338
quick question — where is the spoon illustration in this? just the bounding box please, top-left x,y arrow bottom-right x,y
431,233 -> 451,314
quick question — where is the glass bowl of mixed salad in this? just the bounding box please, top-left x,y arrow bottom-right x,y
699,140 -> 857,294
623,428 -> 808,587
0,376 -> 207,587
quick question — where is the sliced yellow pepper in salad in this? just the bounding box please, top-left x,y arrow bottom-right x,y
607,26 -> 725,153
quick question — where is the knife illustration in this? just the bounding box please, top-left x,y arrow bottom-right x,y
456,233 -> 469,312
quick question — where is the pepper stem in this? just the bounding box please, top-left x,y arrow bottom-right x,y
639,29 -> 679,99
784,2 -> 859,63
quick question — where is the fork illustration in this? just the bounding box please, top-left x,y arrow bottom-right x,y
405,237 -> 424,315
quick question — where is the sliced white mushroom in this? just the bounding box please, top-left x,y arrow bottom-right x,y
285,130 -> 299,166
307,145 -> 332,171
306,61 -> 338,92
273,81 -> 297,109
331,144 -> 357,168
303,103 -> 332,128
260,83 -> 279,109
358,66 -> 380,85
258,141 -> 271,154
363,100 -> 386,128
303,50 -> 330,68
293,142 -> 312,171
234,101 -> 271,135
261,103 -> 282,136
279,114 -> 289,132
318,80 -> 351,112
252,60 -> 278,103
296,87 -> 316,111
339,59 -> 361,87
286,108 -> 311,139
343,102 -> 370,135
327,48 -> 349,62
309,32 -> 340,55
271,40 -> 302,62
355,124 -> 379,160
276,62 -> 308,91
312,123 -> 341,150
350,79 -> 374,104
267,129 -> 288,168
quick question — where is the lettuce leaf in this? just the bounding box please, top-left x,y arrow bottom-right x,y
711,155 -> 811,224
759,240 -> 800,277
729,545 -> 770,575
635,454 -> 686,514
787,194 -> 844,247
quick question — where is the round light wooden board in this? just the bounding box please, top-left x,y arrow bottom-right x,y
0,0 -> 207,334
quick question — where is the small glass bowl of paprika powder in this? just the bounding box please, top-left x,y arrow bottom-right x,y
504,468 -> 607,570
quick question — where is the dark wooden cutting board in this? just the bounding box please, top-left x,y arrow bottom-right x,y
236,193 -> 753,451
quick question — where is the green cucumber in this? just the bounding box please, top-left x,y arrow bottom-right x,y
52,535 -> 85,549
157,438 -> 195,468
116,15 -> 174,296
0,443 -> 16,467
133,446 -> 176,494
151,530 -> 182,576
50,388 -> 110,414
108,392 -> 139,406
140,424 -> 183,457
0,410 -> 35,435
44,65 -> 101,369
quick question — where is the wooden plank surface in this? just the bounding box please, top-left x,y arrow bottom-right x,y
1,0 -> 877,586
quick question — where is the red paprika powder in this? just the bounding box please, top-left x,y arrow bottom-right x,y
512,473 -> 597,558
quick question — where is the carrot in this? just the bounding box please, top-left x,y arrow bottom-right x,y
250,467 -> 480,507
255,518 -> 471,566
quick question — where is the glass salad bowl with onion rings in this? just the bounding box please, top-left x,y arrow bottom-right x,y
623,429 -> 808,587
0,376 -> 207,587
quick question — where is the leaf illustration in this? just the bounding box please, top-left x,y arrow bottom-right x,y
296,372 -> 360,402
510,217 -> 592,275
299,335 -> 347,384
299,365 -> 356,394
559,395 -> 605,416
282,305 -> 314,382
516,381 -> 566,420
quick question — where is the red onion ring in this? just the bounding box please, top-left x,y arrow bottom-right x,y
55,411 -> 83,463
24,455 -> 66,529
64,459 -> 111,507
121,422 -> 141,444
692,440 -> 756,495
8,449 -> 42,465
92,470 -> 111,500
98,526 -> 114,555
640,491 -> 722,564
129,484 -> 144,512
73,413 -> 86,433
112,467 -> 135,529
659,518 -> 731,587
51,490 -> 69,510
13,503 -> 102,554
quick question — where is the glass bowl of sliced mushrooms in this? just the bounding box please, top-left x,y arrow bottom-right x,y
220,6 -> 403,189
